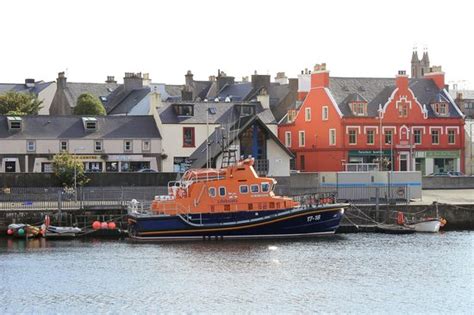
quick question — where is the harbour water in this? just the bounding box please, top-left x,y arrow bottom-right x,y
1,232 -> 472,314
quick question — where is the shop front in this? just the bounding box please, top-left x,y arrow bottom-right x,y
414,150 -> 461,175
348,150 -> 392,170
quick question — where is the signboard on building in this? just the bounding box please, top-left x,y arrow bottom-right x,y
415,150 -> 460,158
349,150 -> 391,157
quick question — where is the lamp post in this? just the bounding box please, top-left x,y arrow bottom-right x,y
73,147 -> 85,200
377,104 -> 383,171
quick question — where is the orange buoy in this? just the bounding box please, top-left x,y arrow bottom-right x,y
92,221 -> 101,230
100,222 -> 108,229
107,222 -> 116,229
397,211 -> 405,225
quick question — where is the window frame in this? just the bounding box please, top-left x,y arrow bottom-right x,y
183,127 -> 195,148
431,130 -> 440,145
348,129 -> 357,145
367,130 -> 375,145
208,187 -> 216,198
448,129 -> 456,144
94,140 -> 103,152
298,130 -> 305,147
142,139 -> 151,152
60,140 -> 68,152
413,129 -> 422,145
384,130 -> 393,145
305,107 -> 311,121
26,140 -> 36,152
285,131 -> 291,147
250,184 -> 259,193
322,106 -> 329,121
239,185 -> 249,194
218,186 -> 226,197
124,140 -> 133,152
329,129 -> 336,146
261,182 -> 270,193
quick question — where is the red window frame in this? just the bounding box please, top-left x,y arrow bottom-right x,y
183,127 -> 195,147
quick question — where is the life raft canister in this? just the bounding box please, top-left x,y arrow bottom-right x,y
397,211 -> 405,225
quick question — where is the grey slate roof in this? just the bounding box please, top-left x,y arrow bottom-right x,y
107,88 -> 151,115
65,82 -> 119,108
158,101 -> 277,125
0,81 -> 54,95
0,115 -> 161,139
188,115 -> 292,168
217,82 -> 253,101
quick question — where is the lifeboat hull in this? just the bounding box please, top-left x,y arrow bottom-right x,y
128,205 -> 346,241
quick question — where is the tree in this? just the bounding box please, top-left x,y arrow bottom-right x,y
53,152 -> 89,188
73,93 -> 106,115
0,91 -> 43,115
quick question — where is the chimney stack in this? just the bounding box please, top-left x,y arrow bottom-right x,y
395,70 -> 409,89
124,72 -> 144,91
257,88 -> 270,109
24,78 -> 35,88
275,72 -> 288,85
57,72 -> 67,89
424,66 -> 445,89
310,63 -> 330,89
105,76 -> 117,84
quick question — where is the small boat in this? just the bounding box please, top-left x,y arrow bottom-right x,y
128,158 -> 348,241
7,223 -> 42,238
375,224 -> 415,234
405,218 -> 446,233
41,215 -> 82,238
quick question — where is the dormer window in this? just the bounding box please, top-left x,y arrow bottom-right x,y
237,104 -> 255,117
287,110 -> 297,122
7,116 -> 22,131
82,117 -> 97,131
431,103 -> 448,116
174,104 -> 194,117
350,102 -> 367,116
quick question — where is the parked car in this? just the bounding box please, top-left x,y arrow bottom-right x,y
428,171 -> 465,177
427,172 -> 448,176
137,168 -> 157,173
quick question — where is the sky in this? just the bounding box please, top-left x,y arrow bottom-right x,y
1,0 -> 473,88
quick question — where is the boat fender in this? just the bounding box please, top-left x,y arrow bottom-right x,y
397,211 -> 405,225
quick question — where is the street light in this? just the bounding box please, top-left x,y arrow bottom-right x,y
73,147 -> 85,198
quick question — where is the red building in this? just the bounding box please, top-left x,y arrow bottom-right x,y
279,64 -> 465,174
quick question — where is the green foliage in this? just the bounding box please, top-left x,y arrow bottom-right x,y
53,152 -> 89,188
73,93 -> 106,115
0,91 -> 43,115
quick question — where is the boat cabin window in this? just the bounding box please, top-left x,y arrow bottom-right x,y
208,187 -> 216,198
239,185 -> 249,194
219,186 -> 226,196
250,184 -> 259,193
261,182 -> 270,193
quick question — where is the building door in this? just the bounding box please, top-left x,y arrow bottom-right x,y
399,153 -> 408,171
5,161 -> 16,173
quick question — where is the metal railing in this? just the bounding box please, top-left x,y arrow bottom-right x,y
343,163 -> 379,172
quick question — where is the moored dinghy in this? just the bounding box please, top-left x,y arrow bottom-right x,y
128,158 -> 348,241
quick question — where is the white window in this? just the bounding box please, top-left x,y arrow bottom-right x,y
26,140 -> 36,152
124,140 -> 133,152
239,185 -> 249,194
305,108 -> 311,121
298,131 -> 305,147
413,129 -> 422,145
431,130 -> 439,145
367,130 -> 375,145
60,140 -> 68,152
285,131 -> 292,147
142,140 -> 151,152
322,106 -> 329,121
329,129 -> 336,146
448,130 -> 456,144
94,140 -> 103,152
348,130 -> 357,145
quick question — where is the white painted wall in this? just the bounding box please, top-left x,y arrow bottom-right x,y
298,73 -> 311,92
266,138 -> 291,176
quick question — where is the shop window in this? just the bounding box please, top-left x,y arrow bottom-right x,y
85,162 -> 102,172
106,162 -> 119,172
94,140 -> 103,152
239,185 -> 249,194
348,130 -> 357,145
209,187 -> 216,197
183,127 -> 195,147
219,186 -> 226,196
384,130 -> 393,145
305,108 -> 311,121
431,130 -> 439,145
41,163 -> 53,173
367,130 -> 374,145
448,130 -> 455,144
298,131 -> 305,147
250,184 -> 259,193
285,131 -> 291,147
26,140 -> 36,152
124,140 -> 133,152
414,130 -> 422,145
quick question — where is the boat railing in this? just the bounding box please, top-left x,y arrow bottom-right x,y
292,192 -> 337,208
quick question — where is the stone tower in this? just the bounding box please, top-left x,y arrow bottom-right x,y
411,49 -> 430,78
